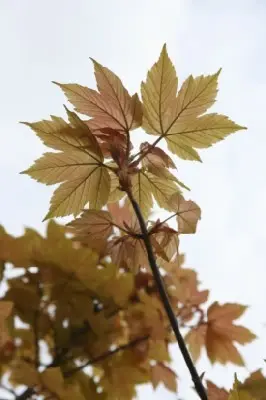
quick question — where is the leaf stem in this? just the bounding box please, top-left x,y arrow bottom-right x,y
126,189 -> 208,400
130,135 -> 163,165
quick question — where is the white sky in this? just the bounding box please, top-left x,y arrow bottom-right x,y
1,0 -> 266,399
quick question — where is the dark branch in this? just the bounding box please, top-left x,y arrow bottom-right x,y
127,190 -> 208,400
64,334 -> 149,377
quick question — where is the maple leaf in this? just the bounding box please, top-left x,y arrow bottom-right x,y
140,142 -> 176,169
148,339 -> 171,363
107,201 -> 133,228
168,192 -> 201,234
92,127 -> 133,161
127,169 -> 180,219
151,362 -> 177,393
67,209 -> 113,252
108,169 -> 126,203
141,44 -> 246,161
240,369 -> 266,400
228,375 -> 256,400
185,324 -> 207,363
150,223 -> 179,262
207,380 -> 229,400
54,59 -> 142,132
22,108 -> 111,219
206,302 -> 256,365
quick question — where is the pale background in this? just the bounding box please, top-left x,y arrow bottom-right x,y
0,0 -> 266,399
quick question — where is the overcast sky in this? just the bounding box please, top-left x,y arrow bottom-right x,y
1,0 -> 266,399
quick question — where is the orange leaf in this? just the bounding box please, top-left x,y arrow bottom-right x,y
206,327 -> 244,366
67,210 -> 113,253
140,142 -> 176,169
168,193 -> 201,234
151,363 -> 177,393
185,324 -> 207,362
54,60 -> 142,132
207,381 -> 229,400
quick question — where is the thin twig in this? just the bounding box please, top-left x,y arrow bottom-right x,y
64,334 -> 149,377
126,190 -> 208,400
130,135 -> 163,164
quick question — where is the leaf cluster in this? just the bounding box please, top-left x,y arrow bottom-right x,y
0,44 -> 262,399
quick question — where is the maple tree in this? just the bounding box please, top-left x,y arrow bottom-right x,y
0,44 -> 265,399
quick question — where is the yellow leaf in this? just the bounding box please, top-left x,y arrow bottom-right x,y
141,45 -> 246,161
145,171 -> 180,210
22,111 -> 111,219
148,339 -> 171,362
229,375 -> 256,400
127,170 -> 153,219
107,272 -> 134,306
206,302 -> 255,366
141,44 -> 178,136
108,169 -> 125,203
166,113 -> 244,161
127,169 -> 180,219
21,111 -> 101,157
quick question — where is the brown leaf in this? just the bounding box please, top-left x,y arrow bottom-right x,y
107,201 -> 132,228
168,193 -> 201,234
54,60 -> 142,132
0,301 -> 13,350
206,302 -> 256,366
140,142 -> 176,169
151,362 -> 177,393
240,369 -> 266,400
207,381 -> 229,400
67,209 -> 113,252
185,324 -> 207,362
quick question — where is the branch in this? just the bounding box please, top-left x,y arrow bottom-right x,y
130,135 -> 163,165
126,190 -> 208,400
64,334 -> 149,377
16,335 -> 149,399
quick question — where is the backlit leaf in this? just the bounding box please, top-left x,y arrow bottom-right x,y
185,324 -> 207,362
141,44 -> 246,161
207,381 -> 229,400
54,60 -> 142,132
229,375 -> 255,400
206,302 -> 256,365
127,169 -> 180,219
168,192 -> 201,234
22,111 -> 111,219
241,369 -> 266,400
151,362 -> 177,393
68,210 -> 113,250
